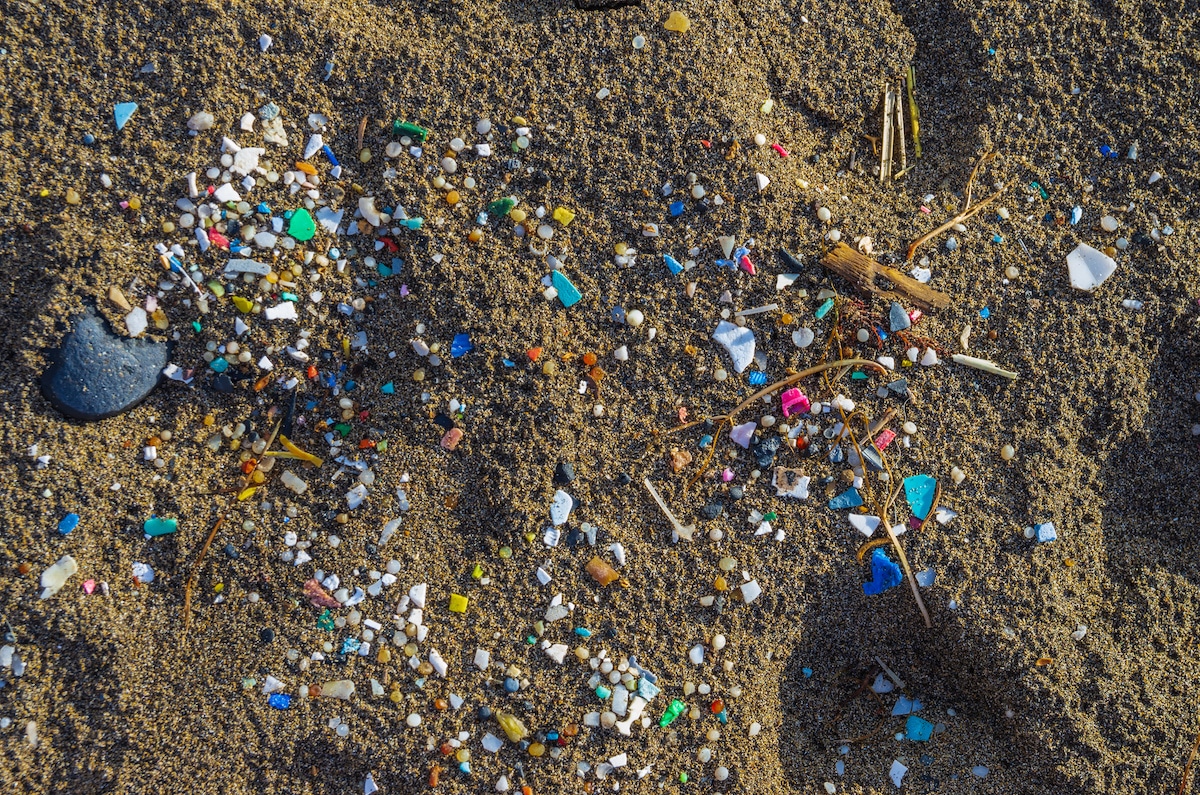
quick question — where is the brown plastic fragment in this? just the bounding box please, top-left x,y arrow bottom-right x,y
586,556 -> 619,586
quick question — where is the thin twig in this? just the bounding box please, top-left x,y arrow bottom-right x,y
906,183 -> 1009,261
182,419 -> 282,634
356,116 -> 368,152
1180,714 -> 1200,795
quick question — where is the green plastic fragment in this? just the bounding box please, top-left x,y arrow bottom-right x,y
392,120 -> 429,142
334,422 -> 352,437
487,197 -> 516,216
1030,181 -> 1048,200
679,772 -> 689,784
317,609 -> 335,631
499,546 -> 513,559
377,440 -> 388,452
659,699 -> 686,727
191,320 -> 203,332
281,292 -> 298,302
815,297 -> 835,319
763,512 -> 777,521
288,208 -> 316,241
472,564 -> 483,579
851,371 -> 868,380
207,280 -> 226,298
143,517 -> 178,537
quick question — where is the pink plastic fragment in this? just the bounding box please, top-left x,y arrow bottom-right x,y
908,309 -> 923,325
780,388 -> 810,418
909,516 -> 923,530
738,255 -> 756,275
730,421 -> 757,448
919,205 -> 931,214
721,468 -> 735,482
874,429 -> 897,450
440,428 -> 464,451
82,579 -> 96,594
771,143 -> 790,158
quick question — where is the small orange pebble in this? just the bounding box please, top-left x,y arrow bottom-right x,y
1036,657 -> 1054,666
306,365 -> 318,379
562,724 -> 578,737
440,428 -> 463,451
428,764 -> 441,787
433,698 -> 448,711
295,161 -> 317,175
468,229 -> 483,243
122,439 -> 133,448
699,139 -> 711,148
17,562 -> 31,575
1064,558 -> 1076,567
359,439 -> 377,449
446,190 -> 460,205
526,347 -> 542,362
589,366 -> 606,383
254,375 -> 271,392
714,575 -> 728,591
240,459 -> 258,475
582,352 -> 597,366
439,743 -> 454,756
710,699 -> 724,714
522,787 -> 533,795
684,344 -> 698,355
147,436 -> 162,447
780,312 -> 794,325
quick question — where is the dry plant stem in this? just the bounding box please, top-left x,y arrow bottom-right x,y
717,359 -> 886,423
1181,715 -> 1200,795
182,419 -> 282,633
962,152 -> 997,213
894,80 -> 907,174
356,116 -> 367,151
906,184 -> 1007,261
875,656 -> 907,689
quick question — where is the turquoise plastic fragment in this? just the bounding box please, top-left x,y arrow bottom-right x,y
906,715 -> 934,742
815,297 -> 835,319
399,218 -> 423,230
114,102 -> 138,131
664,254 -> 683,275
828,488 -> 863,510
210,357 -> 229,373
143,517 -> 178,537
552,270 -> 583,308
381,382 -> 395,394
904,474 -> 936,520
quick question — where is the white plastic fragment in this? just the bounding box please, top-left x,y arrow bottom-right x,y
712,320 -> 756,373
409,583 -> 426,607
550,490 -> 574,526
1067,243 -> 1117,292
848,514 -> 881,537
363,773 -> 378,795
429,648 -> 448,677
755,172 -> 770,192
740,580 -> 762,604
304,134 -> 324,160
258,34 -> 273,52
264,302 -> 298,321
224,258 -> 272,276
186,111 -> 214,131
40,555 -> 78,599
889,760 -> 908,787
125,307 -> 148,337
689,644 -> 705,665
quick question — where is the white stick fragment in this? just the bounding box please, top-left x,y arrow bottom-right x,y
642,479 -> 695,542
874,656 -> 907,689
951,354 -> 1018,380
734,303 -> 780,318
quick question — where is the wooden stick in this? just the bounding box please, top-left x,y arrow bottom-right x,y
894,79 -> 908,175
821,243 -> 950,312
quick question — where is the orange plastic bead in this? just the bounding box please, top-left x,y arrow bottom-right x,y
446,190 -> 460,205
710,699 -> 724,714
582,352 -> 597,366
468,229 -> 483,243
433,698 -> 448,711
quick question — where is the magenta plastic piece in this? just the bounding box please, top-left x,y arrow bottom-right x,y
721,468 -> 735,482
738,255 -> 756,275
780,388 -> 810,418
874,429 -> 897,450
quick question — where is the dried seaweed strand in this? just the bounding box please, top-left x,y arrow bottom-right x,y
1180,714 -> 1200,795
356,116 -> 368,152
182,419 -> 282,633
906,152 -> 1008,261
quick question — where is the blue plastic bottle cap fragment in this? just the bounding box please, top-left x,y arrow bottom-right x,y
451,334 -> 474,358
1035,522 -> 1057,543
828,488 -> 864,511
862,548 -> 903,595
664,253 -> 683,275
267,693 -> 292,709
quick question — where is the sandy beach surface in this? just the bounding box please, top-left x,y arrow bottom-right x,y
1,0 -> 1198,792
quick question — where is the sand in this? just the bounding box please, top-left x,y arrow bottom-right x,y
1,0 -> 1198,792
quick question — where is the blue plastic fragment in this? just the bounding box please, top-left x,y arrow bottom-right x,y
903,474 -> 936,520
863,548 -> 903,595
267,693 -> 292,709
815,297 -> 835,319
906,715 -> 934,742
322,144 -> 339,166
748,371 -> 768,386
892,695 -> 923,715
629,655 -> 657,684
381,382 -> 395,394
502,359 -> 515,368
341,638 -> 361,654
58,513 -> 80,535
611,306 -> 626,323
1070,206 -> 1083,225
669,200 -> 685,217
699,434 -> 713,449
210,357 -> 229,373
716,258 -> 736,270
828,488 -> 864,510
551,270 -> 583,308
664,254 -> 683,275
802,667 -> 813,678
1035,522 -> 1057,543
83,133 -> 96,145
451,333 -> 474,358
979,306 -> 990,319
637,677 -> 661,701
399,218 -> 423,230
574,627 -> 592,638
114,102 -> 138,131
344,380 -> 356,391
717,710 -> 728,724
1099,145 -> 1117,159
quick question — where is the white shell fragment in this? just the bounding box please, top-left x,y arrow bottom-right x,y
712,320 -> 756,373
40,555 -> 78,599
1067,243 -> 1117,292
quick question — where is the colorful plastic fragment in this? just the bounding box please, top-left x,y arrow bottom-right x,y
903,474 -> 936,520
862,548 -> 903,595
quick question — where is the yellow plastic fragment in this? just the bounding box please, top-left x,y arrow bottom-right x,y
552,207 -> 576,226
342,336 -> 350,358
237,487 -> 258,501
497,711 -> 529,741
232,296 -> 253,313
275,435 -> 324,467
664,11 -> 690,33
449,593 -> 469,613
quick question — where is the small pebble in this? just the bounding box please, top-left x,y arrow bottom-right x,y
1000,444 -> 1015,460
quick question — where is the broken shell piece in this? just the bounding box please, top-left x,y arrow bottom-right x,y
773,468 -> 810,499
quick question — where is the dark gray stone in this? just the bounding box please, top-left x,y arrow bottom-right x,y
40,306 -> 169,421
554,461 -> 575,484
